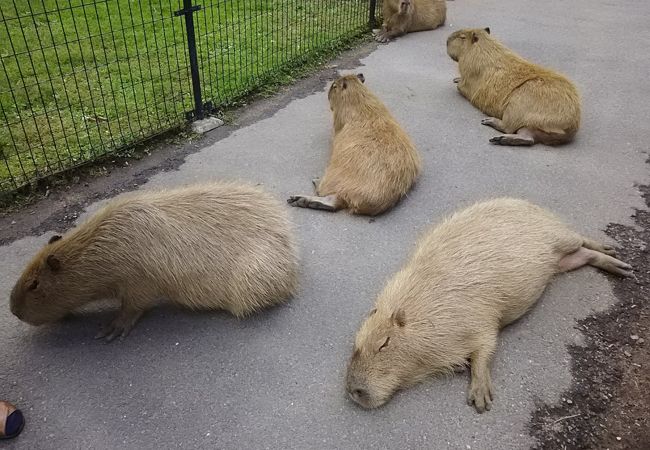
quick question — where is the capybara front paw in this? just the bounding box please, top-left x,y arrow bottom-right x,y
95,315 -> 137,342
374,33 -> 390,44
467,382 -> 493,413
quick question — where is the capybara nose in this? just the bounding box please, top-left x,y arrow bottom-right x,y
352,388 -> 367,399
348,386 -> 369,404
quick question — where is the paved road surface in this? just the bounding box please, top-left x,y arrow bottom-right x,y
1,0 -> 649,448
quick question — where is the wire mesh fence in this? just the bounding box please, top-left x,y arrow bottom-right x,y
0,0 -> 382,194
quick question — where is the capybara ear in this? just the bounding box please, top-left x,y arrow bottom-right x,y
46,255 -> 61,272
471,31 -> 479,44
484,27 -> 491,34
342,81 -> 348,90
357,73 -> 365,83
48,235 -> 62,244
391,309 -> 406,327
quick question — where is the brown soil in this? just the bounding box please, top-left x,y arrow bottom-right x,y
530,182 -> 650,450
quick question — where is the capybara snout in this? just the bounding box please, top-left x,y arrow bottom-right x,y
10,241 -> 76,326
346,307 -> 415,409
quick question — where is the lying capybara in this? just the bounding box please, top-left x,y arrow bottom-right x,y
287,74 -> 421,215
447,28 -> 581,146
375,0 -> 446,43
346,198 -> 631,412
10,182 -> 298,341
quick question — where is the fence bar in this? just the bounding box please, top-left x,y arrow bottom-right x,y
175,0 -> 204,120
369,0 -> 377,29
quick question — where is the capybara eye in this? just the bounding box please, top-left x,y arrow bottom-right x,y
28,280 -> 38,290
378,336 -> 390,351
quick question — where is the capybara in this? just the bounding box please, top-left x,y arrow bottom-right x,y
375,0 -> 446,43
287,74 -> 421,216
346,198 -> 631,412
447,28 -> 581,146
10,182 -> 299,342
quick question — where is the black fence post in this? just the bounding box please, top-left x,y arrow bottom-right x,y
175,0 -> 204,120
369,0 -> 377,29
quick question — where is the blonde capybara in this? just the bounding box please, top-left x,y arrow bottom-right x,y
375,0 -> 446,43
346,198 -> 631,412
10,182 -> 299,342
287,74 -> 421,216
447,28 -> 581,146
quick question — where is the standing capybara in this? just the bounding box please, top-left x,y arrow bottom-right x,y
10,182 -> 298,341
447,28 -> 581,146
346,198 -> 631,412
287,74 -> 421,216
375,0 -> 446,43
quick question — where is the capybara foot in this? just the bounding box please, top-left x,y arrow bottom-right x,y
374,32 -> 390,44
287,195 -> 338,212
489,134 -> 535,146
467,379 -> 493,413
453,77 -> 461,84
582,238 -> 616,256
95,309 -> 144,342
481,117 -> 507,133
559,247 -> 633,277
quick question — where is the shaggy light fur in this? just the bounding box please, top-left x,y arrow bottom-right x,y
447,28 -> 581,146
10,182 -> 299,341
375,0 -> 446,43
288,74 -> 421,216
346,198 -> 631,412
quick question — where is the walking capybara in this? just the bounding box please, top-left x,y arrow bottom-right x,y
10,182 -> 299,342
447,28 -> 581,146
375,0 -> 446,43
345,198 -> 631,412
287,74 -> 421,216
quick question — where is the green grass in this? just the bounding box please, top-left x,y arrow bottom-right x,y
0,0 -> 370,192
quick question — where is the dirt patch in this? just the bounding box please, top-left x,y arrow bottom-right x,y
0,41 -> 377,246
530,183 -> 650,449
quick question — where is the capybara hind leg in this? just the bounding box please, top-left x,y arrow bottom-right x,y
481,117 -> 507,133
467,337 -> 496,413
95,303 -> 148,342
489,128 -> 535,146
287,194 -> 339,212
559,247 -> 632,277
582,238 -> 616,256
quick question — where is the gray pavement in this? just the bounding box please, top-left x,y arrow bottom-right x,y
2,0 -> 650,448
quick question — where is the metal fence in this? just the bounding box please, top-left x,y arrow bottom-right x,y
0,0 -> 382,194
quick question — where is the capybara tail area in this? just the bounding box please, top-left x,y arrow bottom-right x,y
558,247 -> 633,277
530,127 -> 576,146
339,190 -> 400,216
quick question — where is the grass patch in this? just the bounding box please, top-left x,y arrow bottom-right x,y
0,0 -> 371,192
